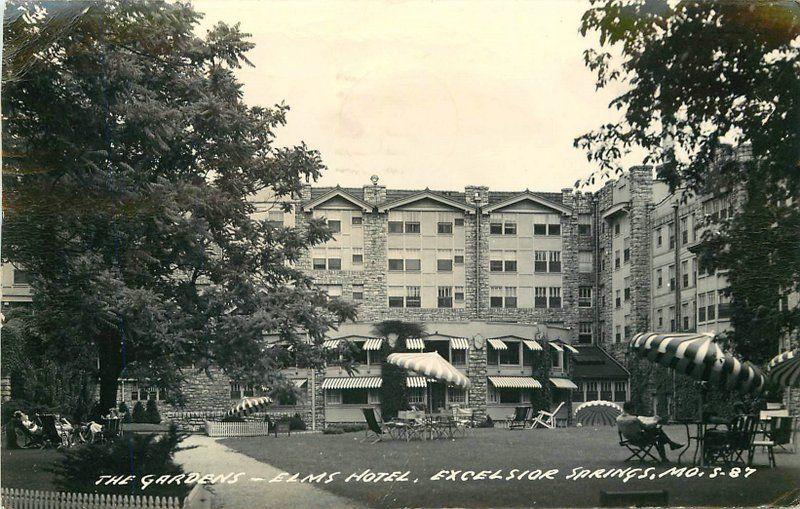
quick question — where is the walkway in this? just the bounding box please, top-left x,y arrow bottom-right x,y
176,434 -> 368,509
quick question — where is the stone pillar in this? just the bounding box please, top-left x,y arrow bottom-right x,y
1,376 -> 10,402
362,208 -> 387,322
467,340 -> 488,421
313,369 -> 326,429
362,184 -> 386,205
560,188 -> 580,342
465,186 -> 490,320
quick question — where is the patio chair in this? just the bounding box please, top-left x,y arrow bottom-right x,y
751,416 -> 792,468
397,410 -> 427,441
721,414 -> 756,466
361,407 -> 394,444
507,406 -> 531,430
454,408 -> 475,437
10,417 -> 45,449
531,402 -> 565,429
617,427 -> 660,463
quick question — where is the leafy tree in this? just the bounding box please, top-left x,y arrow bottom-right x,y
118,402 -> 132,423
2,0 -> 356,413
131,401 -> 146,423
576,1 -> 799,362
372,320 -> 426,419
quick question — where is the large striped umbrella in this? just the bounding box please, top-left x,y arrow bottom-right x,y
386,352 -> 470,387
767,349 -> 800,388
629,332 -> 765,394
224,396 -> 272,418
574,400 -> 622,426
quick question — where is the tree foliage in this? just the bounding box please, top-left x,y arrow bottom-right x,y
373,321 -> 426,419
1,0 -> 356,412
577,1 -> 800,362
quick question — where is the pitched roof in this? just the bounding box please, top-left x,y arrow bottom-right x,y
483,190 -> 571,214
378,190 -> 475,213
570,345 -> 630,380
303,187 -> 373,212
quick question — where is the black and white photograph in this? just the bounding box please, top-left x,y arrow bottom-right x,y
1,1 -> 799,508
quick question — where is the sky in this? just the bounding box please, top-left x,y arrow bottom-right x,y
194,0 -> 627,192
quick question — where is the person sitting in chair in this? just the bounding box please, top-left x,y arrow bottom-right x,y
616,401 -> 682,462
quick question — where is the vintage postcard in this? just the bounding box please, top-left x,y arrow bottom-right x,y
1,1 -> 798,508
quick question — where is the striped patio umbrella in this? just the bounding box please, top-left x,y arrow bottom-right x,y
629,332 -> 765,394
767,349 -> 800,388
223,396 -> 272,418
574,400 -> 622,427
386,352 -> 470,388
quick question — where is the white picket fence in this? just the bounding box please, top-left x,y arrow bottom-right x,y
1,484 -> 212,509
204,420 -> 269,437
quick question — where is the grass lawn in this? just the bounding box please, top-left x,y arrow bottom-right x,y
121,422 -> 171,433
1,446 -> 62,491
221,426 -> 800,508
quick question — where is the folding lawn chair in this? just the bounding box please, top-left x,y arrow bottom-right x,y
507,406 -> 531,430
751,415 -> 791,468
361,407 -> 394,444
531,402 -> 565,429
617,428 -> 660,463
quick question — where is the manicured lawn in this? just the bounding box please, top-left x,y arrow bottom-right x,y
1,446 -> 62,491
121,422 -> 171,433
221,426 -> 800,508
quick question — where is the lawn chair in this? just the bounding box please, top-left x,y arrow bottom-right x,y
10,417 -> 45,449
617,427 -> 660,463
531,402 -> 565,429
751,416 -> 792,468
38,414 -> 71,449
397,410 -> 426,441
454,408 -> 475,437
362,407 -> 395,443
507,406 -> 531,430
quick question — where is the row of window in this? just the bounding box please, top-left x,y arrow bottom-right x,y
388,286 -> 466,308
572,380 -> 628,403
388,219 -> 465,234
489,222 -> 562,236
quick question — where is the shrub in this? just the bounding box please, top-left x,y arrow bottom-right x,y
476,416 -> 494,428
289,413 -> 306,431
51,424 -> 190,498
341,423 -> 366,433
118,402 -> 132,423
131,401 -> 147,423
221,414 -> 245,422
145,399 -> 161,424
323,427 -> 343,435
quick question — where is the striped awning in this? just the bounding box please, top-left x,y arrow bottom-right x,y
488,376 -> 542,389
322,339 -> 341,349
406,338 -> 425,350
523,340 -> 542,351
387,352 -> 470,387
487,338 -> 508,350
767,349 -> 799,389
406,376 -> 428,388
362,338 -> 384,351
550,377 -> 579,389
292,379 -> 308,388
320,377 -> 382,390
549,342 -> 564,352
562,343 -> 580,354
224,396 -> 272,418
450,337 -> 470,350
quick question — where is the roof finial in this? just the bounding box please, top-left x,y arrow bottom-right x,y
370,175 -> 379,186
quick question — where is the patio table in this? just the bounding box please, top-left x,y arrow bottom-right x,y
676,416 -> 735,467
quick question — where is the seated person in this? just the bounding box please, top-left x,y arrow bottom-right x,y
15,411 -> 42,435
617,401 -> 682,462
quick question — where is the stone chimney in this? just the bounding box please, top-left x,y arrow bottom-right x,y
299,183 -> 312,202
363,175 -> 386,204
465,186 -> 489,207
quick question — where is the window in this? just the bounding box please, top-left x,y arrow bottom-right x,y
669,265 -> 676,290
548,223 -> 561,236
454,286 -> 465,302
550,347 -> 562,368
313,258 -> 327,270
437,222 -> 453,234
388,259 -> 404,271
668,222 -> 675,249
266,211 -> 284,228
669,306 -> 676,331
490,259 -> 504,272
534,223 -> 547,235
448,387 -> 466,404
614,222 -> 620,236
656,227 -> 663,247
325,390 -> 342,405
548,287 -> 561,308
499,342 -> 521,364
230,382 -> 255,400
12,269 -> 31,285
600,249 -> 607,271
707,292 -> 716,320
408,388 -> 425,405
322,284 -> 343,297
549,251 -> 561,273
578,287 -> 593,307
352,251 -> 363,265
351,216 -> 363,225
388,221 -> 403,233
438,286 -> 453,308
406,286 -> 421,308
327,220 -> 341,233
578,322 -> 593,344
534,251 -> 548,272
657,308 -> 664,328
505,287 -> 518,308
615,290 -> 621,309
578,217 -> 591,235
342,389 -> 369,405
578,251 -> 593,273
490,223 -> 503,234
534,287 -> 547,308
682,302 -> 690,330
681,216 -> 688,244
454,218 -> 465,227
504,222 -> 517,235
614,250 -> 621,270
454,254 -> 464,265
451,348 -> 466,365
504,260 -> 517,272
698,293 -> 707,322
405,259 -> 421,271
352,284 -> 364,300
682,260 -> 689,288
327,258 -> 341,270
437,259 -> 453,272
623,238 -> 630,263
624,277 -> 630,301
718,290 -> 732,319
656,268 -> 663,288
615,326 -> 621,343
490,287 -> 503,308
405,222 -> 420,234
614,381 -> 627,402
691,213 -> 697,242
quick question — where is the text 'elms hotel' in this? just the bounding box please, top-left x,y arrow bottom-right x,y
6,147 -> 788,427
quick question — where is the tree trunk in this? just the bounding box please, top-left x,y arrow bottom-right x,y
97,333 -> 123,418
